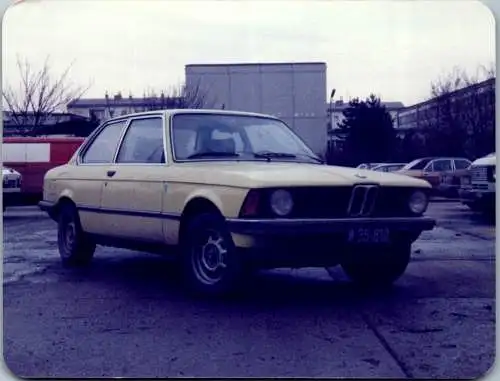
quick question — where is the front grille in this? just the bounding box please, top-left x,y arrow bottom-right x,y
346,185 -> 378,217
288,187 -> 353,218
487,166 -> 495,182
472,183 -> 489,190
470,166 -> 488,182
372,187 -> 415,217
255,186 -> 415,219
3,178 -> 20,189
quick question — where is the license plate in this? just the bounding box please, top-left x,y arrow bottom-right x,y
347,227 -> 391,244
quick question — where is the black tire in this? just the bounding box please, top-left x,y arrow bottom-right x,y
340,242 -> 411,288
57,202 -> 96,267
181,212 -> 245,297
465,202 -> 481,212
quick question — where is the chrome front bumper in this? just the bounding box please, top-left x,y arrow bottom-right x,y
226,216 -> 436,235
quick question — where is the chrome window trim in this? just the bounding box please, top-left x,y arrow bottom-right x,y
111,118 -> 132,163
76,117 -> 130,166
167,111 -> 318,164
113,114 -> 168,166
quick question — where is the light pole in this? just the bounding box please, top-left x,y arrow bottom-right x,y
329,88 -> 336,130
328,88 -> 336,153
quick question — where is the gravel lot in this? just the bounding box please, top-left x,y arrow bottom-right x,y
2,202 -> 495,378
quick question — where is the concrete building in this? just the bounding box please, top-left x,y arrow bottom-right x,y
185,62 -> 328,155
395,77 -> 495,131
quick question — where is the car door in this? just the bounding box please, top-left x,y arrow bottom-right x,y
423,159 -> 452,188
99,116 -> 166,242
453,158 -> 472,185
72,119 -> 129,234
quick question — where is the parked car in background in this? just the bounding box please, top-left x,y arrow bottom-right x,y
3,137 -> 84,205
396,157 -> 471,195
3,167 -> 22,211
372,163 -> 407,173
459,153 -> 495,214
39,109 -> 435,296
356,163 -> 383,170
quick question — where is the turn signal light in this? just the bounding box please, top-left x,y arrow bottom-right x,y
240,190 -> 260,217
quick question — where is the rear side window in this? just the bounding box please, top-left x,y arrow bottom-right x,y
432,159 -> 453,171
81,120 -> 127,164
116,117 -> 165,164
405,158 -> 432,170
455,159 -> 471,170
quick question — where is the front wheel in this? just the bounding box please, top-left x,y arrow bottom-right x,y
181,212 -> 246,297
339,242 -> 411,288
57,203 -> 96,267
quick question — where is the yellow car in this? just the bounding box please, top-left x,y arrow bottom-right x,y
39,109 -> 435,296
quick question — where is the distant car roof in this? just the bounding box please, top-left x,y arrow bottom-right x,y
373,163 -> 407,167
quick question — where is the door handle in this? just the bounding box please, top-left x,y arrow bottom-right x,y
106,170 -> 116,177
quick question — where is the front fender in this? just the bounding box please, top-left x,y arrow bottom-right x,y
183,188 -> 225,214
182,185 -> 249,218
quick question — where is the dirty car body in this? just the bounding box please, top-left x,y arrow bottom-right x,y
39,109 -> 436,295
459,153 -> 496,214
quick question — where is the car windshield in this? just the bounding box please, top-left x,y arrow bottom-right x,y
401,158 -> 433,170
171,113 -> 322,163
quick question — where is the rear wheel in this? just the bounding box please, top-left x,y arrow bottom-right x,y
181,212 -> 246,297
339,242 -> 411,288
57,202 -> 96,267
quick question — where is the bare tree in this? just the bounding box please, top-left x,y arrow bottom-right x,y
2,55 -> 91,136
141,79 -> 215,112
419,63 -> 495,158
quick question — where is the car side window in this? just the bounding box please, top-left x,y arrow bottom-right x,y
116,117 -> 165,164
432,159 -> 452,171
455,159 -> 471,170
81,120 -> 127,164
423,161 -> 433,172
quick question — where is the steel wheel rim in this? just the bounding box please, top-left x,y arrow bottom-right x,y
59,214 -> 76,257
191,229 -> 228,285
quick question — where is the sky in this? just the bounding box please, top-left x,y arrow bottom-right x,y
2,0 -> 496,106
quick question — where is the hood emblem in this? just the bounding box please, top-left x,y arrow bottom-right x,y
354,173 -> 367,179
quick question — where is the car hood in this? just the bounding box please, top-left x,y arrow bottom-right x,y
472,155 -> 496,166
169,161 -> 432,188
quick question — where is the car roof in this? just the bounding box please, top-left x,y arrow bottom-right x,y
414,156 -> 470,161
374,163 -> 406,167
104,108 -> 281,123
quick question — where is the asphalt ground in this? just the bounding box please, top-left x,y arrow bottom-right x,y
2,202 -> 496,378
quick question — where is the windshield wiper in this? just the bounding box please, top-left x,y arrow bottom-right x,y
253,151 -> 297,161
254,151 -> 324,164
186,151 -> 240,159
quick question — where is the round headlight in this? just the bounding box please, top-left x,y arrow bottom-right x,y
270,189 -> 293,216
409,190 -> 428,215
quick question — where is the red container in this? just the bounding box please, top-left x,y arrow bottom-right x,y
3,137 -> 85,203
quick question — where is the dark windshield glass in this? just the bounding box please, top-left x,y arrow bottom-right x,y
171,113 -> 320,163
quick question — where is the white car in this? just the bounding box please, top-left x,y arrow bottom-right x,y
459,153 -> 495,214
3,167 -> 22,211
